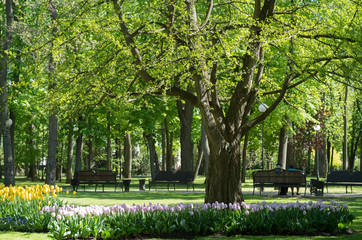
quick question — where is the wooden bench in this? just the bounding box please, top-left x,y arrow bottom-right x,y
71,170 -> 123,192
253,170 -> 307,195
148,171 -> 195,191
325,171 -> 362,194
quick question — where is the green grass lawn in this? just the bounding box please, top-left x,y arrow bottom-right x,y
1,175 -> 362,239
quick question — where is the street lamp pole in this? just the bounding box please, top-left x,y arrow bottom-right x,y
314,124 -> 321,181
259,104 -> 267,170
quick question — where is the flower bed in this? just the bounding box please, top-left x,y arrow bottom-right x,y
0,184 -> 356,239
0,184 -> 63,232
41,200 -> 355,239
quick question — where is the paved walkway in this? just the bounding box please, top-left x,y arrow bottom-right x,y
244,190 -> 362,198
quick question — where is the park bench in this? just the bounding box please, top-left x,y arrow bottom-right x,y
325,171 -> 362,194
71,170 -> 123,192
252,170 -> 307,195
148,171 -> 195,191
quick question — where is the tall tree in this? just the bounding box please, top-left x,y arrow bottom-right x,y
1,0 -> 14,186
45,0 -> 59,186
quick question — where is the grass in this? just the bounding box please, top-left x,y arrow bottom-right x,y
1,175 -> 362,239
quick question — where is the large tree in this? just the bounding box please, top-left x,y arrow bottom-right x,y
108,0 -> 360,203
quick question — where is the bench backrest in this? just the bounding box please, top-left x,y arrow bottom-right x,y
253,170 -> 306,183
154,171 -> 175,181
327,171 -> 362,183
76,170 -> 117,182
174,171 -> 194,182
154,171 -> 195,182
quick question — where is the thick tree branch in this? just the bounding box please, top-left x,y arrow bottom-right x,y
298,34 -> 357,43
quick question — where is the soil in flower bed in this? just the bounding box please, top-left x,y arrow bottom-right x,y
60,229 -> 360,240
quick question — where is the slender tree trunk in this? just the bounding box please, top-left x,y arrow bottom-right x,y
123,133 -> 132,178
343,86 -> 348,170
177,99 -> 194,172
194,142 -> 204,180
106,116 -> 112,170
115,137 -> 121,176
144,132 -> 160,179
360,136 -> 362,171
321,139 -> 328,178
66,123 -> 74,183
45,0 -> 59,186
87,137 -> 93,170
330,146 -> 334,171
56,141 -> 64,181
27,124 -> 38,181
286,121 -> 294,170
107,136 -> 112,170
1,0 -> 14,187
165,120 -> 172,171
277,123 -> 288,167
9,110 -> 15,166
241,132 -> 248,183
327,140 -> 331,173
201,121 -> 209,176
162,121 -> 166,171
74,117 -> 84,177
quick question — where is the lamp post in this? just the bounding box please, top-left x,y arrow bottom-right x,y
259,104 -> 267,170
314,124 -> 321,181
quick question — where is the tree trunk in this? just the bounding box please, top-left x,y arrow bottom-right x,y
106,117 -> 112,170
277,123 -> 289,167
343,86 -> 348,170
87,137 -> 93,170
330,146 -> 334,171
177,99 -> 194,172
123,133 -> 132,178
66,123 -> 74,183
165,119 -> 172,171
322,138 -> 328,178
56,141 -> 63,181
162,121 -> 166,171
1,0 -> 14,187
286,121 -> 295,170
27,124 -> 38,181
10,110 -> 15,167
74,117 -> 84,177
360,136 -> 362,171
144,132 -> 160,179
241,132 -> 248,183
205,137 -> 243,203
201,121 -> 210,176
45,0 -> 59,186
46,111 -> 58,185
115,137 -> 121,176
0,135 -> 2,179
327,140 -> 331,173
194,142 -> 204,180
